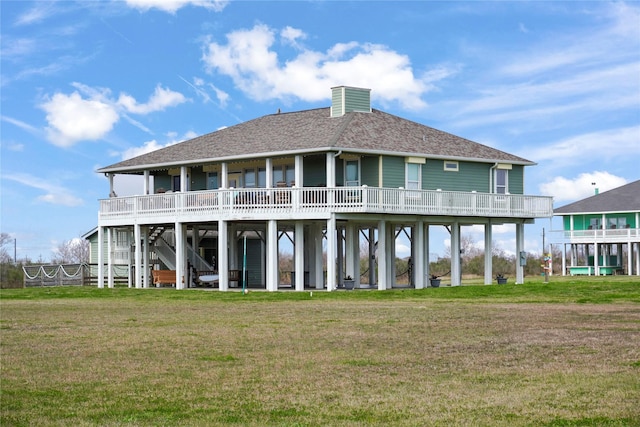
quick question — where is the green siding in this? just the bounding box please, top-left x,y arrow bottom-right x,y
381,156 -> 405,188
154,174 -> 171,192
336,159 -> 344,185
361,156 -> 379,186
190,167 -> 207,191
509,165 -> 524,194
303,155 -> 326,186
331,87 -> 371,117
423,160 -> 490,192
563,213 -> 636,231
343,87 -> 371,113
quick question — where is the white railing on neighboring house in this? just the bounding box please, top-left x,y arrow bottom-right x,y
99,186 -> 553,223
549,228 -> 640,244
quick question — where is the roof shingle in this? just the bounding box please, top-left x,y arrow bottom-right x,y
98,107 -> 533,173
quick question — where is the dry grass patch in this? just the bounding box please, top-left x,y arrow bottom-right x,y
1,289 -> 639,426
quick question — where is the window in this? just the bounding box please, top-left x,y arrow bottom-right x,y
244,167 -> 266,188
345,160 -> 360,186
495,169 -> 508,194
273,164 -> 294,186
444,161 -> 459,172
406,163 -> 421,190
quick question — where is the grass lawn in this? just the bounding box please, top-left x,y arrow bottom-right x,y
1,276 -> 639,426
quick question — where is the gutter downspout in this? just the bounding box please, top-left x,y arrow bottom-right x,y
489,162 -> 499,193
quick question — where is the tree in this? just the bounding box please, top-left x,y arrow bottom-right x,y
51,238 -> 89,264
0,233 -> 13,264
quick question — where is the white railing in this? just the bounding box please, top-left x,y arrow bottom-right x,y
549,228 -> 640,244
99,187 -> 553,223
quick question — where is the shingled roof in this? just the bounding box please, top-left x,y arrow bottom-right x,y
98,107 -> 534,174
554,180 -> 640,215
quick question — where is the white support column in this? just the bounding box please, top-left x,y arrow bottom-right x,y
562,243 -> 567,277
221,163 -> 228,188
515,223 -> 525,284
229,224 -> 238,273
326,215 -> 337,291
175,222 -> 185,289
107,227 -> 114,288
484,222 -> 493,285
377,220 -> 387,290
294,221 -> 305,291
451,222 -> 461,286
108,173 -> 115,196
134,224 -> 142,288
388,224 -> 396,288
218,219 -> 228,291
266,158 -> 273,189
315,224 -> 324,289
635,242 -> 640,276
294,155 -> 303,187
594,242 -> 599,276
144,170 -> 150,195
326,153 -> 336,187
266,220 -> 279,291
345,223 -> 358,287
424,224 -> 430,285
142,227 -> 149,288
97,226 -> 104,288
180,166 -> 188,192
415,221 -> 425,289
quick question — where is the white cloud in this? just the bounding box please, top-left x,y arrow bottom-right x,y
3,173 -> 84,207
202,24 -> 453,110
117,85 -> 187,114
41,91 -> 120,148
124,0 -> 228,13
40,83 -> 187,147
14,3 -> 57,26
540,172 -> 628,203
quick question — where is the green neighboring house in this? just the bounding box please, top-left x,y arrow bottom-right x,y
95,86 -> 553,290
552,180 -> 640,276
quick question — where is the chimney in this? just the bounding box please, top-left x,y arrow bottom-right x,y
330,86 -> 371,117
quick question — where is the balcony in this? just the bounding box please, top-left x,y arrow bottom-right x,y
99,186 -> 554,226
549,228 -> 640,244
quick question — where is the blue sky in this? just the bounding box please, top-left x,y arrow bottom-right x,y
1,0 -> 639,263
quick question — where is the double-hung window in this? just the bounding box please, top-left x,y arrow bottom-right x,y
345,160 -> 360,186
495,169 -> 508,194
406,163 -> 421,190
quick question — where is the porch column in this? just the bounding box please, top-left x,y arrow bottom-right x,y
142,227 -> 149,288
108,173 -> 115,196
515,222 -> 525,284
175,222 -> 186,289
218,220 -> 228,291
221,163 -> 228,188
450,222 -> 461,286
377,220 -> 387,290
561,243 -> 567,277
266,158 -> 273,188
345,223 -> 358,287
294,221 -> 305,291
484,222 -> 493,285
107,227 -> 114,288
180,167 -> 188,192
594,242 -> 599,276
229,224 -> 238,286
388,224 -> 396,287
97,226 -> 105,288
326,215 -> 337,291
134,224 -> 142,288
310,224 -> 324,290
294,155 -> 303,187
414,221 -> 425,289
337,227 -> 344,286
326,153 -> 336,187
266,220 -> 278,291
424,223 -> 430,285
143,170 -> 150,195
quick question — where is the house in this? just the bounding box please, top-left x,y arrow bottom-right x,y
551,180 -> 640,276
95,86 -> 553,290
